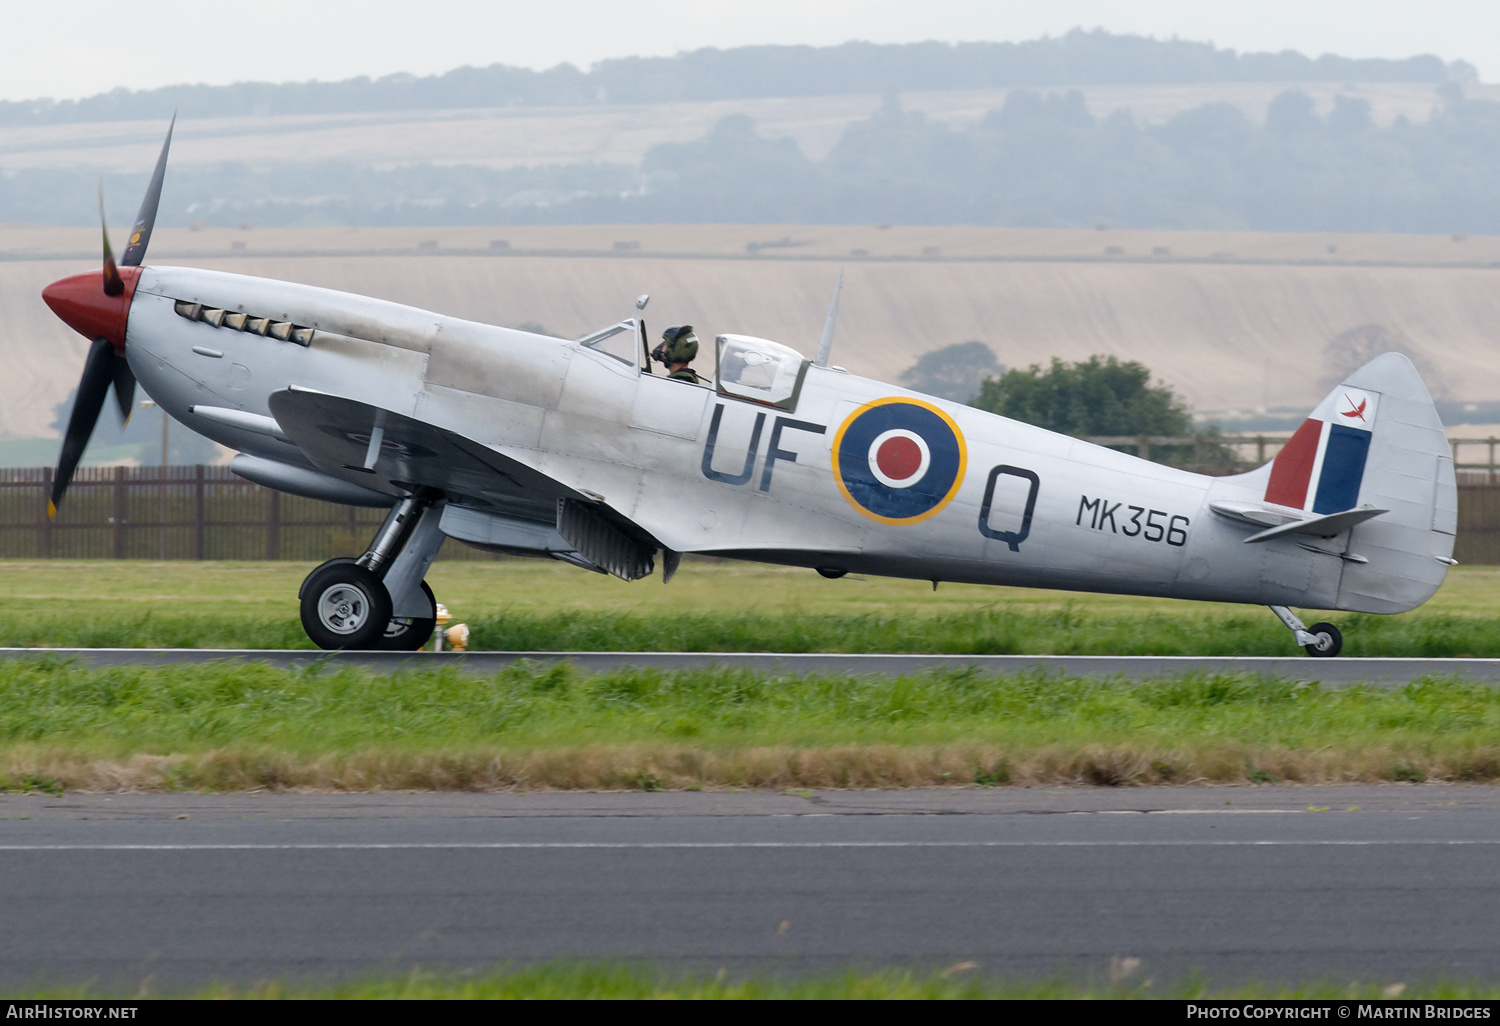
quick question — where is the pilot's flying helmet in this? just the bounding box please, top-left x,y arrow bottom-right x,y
653,325 -> 699,365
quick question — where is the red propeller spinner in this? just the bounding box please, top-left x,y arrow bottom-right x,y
42,265 -> 141,353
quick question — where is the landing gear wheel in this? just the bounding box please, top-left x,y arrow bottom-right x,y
298,557 -> 357,601
299,561 -> 392,650
1303,621 -> 1343,658
374,580 -> 437,651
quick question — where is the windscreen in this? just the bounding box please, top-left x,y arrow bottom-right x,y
577,321 -> 641,367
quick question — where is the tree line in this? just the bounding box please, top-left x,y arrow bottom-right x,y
13,86 -> 1500,233
899,343 -> 1235,471
0,30 -> 1468,125
625,86 -> 1500,232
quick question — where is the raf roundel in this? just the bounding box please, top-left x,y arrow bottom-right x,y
831,398 -> 967,524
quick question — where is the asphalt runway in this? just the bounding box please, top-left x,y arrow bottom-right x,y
3,786 -> 1499,989
1,648 -> 1498,683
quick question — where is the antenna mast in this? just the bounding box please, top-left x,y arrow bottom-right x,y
814,271 -> 843,367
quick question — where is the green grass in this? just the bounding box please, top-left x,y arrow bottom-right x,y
2,660 -> 1498,788
19,963 -> 1500,999
2,559 -> 1500,654
465,607 -> 1500,656
2,559 -> 1497,791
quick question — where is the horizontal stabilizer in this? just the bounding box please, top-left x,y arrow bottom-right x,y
1209,499 -> 1309,530
1242,505 -> 1387,544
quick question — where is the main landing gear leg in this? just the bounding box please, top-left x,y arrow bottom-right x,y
1269,605 -> 1343,658
299,493 -> 446,651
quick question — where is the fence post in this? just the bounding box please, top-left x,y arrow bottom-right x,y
266,489 -> 280,560
1137,435 -> 1151,462
113,466 -> 127,559
38,467 -> 52,559
194,465 -> 205,560
157,464 -> 167,561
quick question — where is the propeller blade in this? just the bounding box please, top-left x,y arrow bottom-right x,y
111,352 -> 136,424
49,338 -> 116,519
98,184 -> 123,297
120,113 -> 174,268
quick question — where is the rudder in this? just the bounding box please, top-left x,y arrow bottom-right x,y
1262,353 -> 1455,613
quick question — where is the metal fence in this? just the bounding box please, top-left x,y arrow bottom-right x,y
1,462 -> 1495,564
0,466 -> 494,561
1446,438 -> 1500,484
1454,484 -> 1500,566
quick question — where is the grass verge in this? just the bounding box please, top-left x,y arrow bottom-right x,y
463,607 -> 1500,656
9,606 -> 1500,657
1,560 -> 1499,654
1,661 -> 1497,790
19,964 -> 1500,999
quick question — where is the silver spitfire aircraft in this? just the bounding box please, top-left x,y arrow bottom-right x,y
43,123 -> 1457,653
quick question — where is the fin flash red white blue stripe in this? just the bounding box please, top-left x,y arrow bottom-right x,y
1265,386 -> 1380,514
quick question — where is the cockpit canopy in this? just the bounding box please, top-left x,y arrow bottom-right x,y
715,334 -> 809,411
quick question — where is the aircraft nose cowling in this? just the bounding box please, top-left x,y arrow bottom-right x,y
42,266 -> 142,352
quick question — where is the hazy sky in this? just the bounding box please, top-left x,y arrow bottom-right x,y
3,0 -> 1498,102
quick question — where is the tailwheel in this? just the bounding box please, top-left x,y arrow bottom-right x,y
374,580 -> 437,651
1269,605 -> 1344,658
1302,621 -> 1343,658
300,560 -> 392,650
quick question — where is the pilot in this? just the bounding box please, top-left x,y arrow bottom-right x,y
651,325 -> 704,384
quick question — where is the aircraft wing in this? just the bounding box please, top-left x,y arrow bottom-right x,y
266,387 -> 662,580
269,387 -> 565,520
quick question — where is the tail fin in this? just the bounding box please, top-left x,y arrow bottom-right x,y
1262,353 -> 1455,613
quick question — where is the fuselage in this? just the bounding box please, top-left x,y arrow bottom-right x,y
56,263 -> 1453,614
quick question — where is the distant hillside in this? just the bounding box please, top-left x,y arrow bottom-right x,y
0,30 -> 1473,125
12,86 -> 1500,234
6,225 -> 1500,444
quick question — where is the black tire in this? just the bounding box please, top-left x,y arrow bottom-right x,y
299,561 -> 393,650
1303,621 -> 1343,658
373,580 -> 437,651
298,556 -> 358,601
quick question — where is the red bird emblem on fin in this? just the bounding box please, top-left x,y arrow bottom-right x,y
1340,395 -> 1368,422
